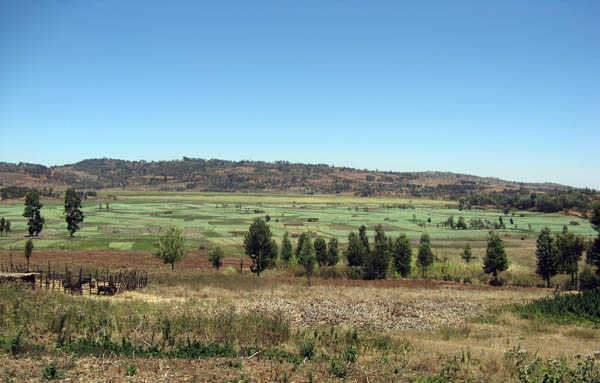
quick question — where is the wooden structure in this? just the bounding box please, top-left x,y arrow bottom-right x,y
0,262 -> 147,296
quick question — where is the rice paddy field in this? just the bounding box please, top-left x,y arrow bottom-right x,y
0,192 -> 595,256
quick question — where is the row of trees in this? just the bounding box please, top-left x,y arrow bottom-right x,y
536,204 -> 600,289
0,217 -> 11,236
241,219 -> 509,284
18,189 -> 85,237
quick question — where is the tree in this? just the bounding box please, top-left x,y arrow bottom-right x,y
588,204 -> 600,276
358,225 -> 370,255
483,231 -> 508,282
461,243 -> 473,264
535,227 -> 558,288
4,220 -> 10,235
208,246 -> 224,271
295,232 -> 310,259
345,231 -> 364,267
498,216 -> 505,229
363,224 -> 390,280
556,232 -> 585,288
64,188 -> 84,237
152,226 -> 188,271
24,239 -> 34,272
456,216 -> 467,230
244,218 -> 276,276
280,232 -> 293,263
271,240 -> 279,265
445,216 -> 454,229
314,237 -> 328,266
327,237 -> 340,266
297,235 -> 316,286
23,190 -> 45,236
416,233 -> 434,277
591,203 -> 600,232
392,234 -> 412,277
0,217 -> 4,237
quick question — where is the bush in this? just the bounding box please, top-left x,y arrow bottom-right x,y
298,339 -> 315,360
42,362 -> 57,380
512,290 -> 600,325
344,266 -> 363,280
580,266 -> 600,291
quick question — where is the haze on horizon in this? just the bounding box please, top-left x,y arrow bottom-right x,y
1,1 -> 598,189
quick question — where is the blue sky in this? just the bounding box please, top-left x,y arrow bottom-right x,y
1,1 -> 598,188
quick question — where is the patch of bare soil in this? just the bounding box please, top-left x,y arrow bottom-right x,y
244,297 -> 482,331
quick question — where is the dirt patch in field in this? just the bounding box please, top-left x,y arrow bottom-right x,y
0,249 -> 244,270
244,296 -> 482,331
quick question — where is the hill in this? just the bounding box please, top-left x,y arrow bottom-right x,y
0,158 -> 597,213
0,157 -> 567,195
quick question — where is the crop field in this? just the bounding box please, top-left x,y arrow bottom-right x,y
1,192 -> 599,382
0,192 -> 594,256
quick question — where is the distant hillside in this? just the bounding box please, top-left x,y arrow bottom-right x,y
0,157 -> 580,199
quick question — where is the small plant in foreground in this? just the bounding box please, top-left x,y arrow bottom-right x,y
298,339 -> 315,360
125,362 -> 137,376
42,362 -> 58,380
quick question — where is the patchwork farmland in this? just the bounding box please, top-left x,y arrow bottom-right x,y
1,192 -> 599,382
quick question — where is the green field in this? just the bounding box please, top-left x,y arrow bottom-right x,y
0,192 -> 595,253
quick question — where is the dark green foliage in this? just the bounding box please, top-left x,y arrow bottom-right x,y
483,231 -> 508,279
153,226 -> 188,271
244,218 -> 276,276
590,236 -> 600,276
416,233 -> 434,276
556,232 -> 585,287
64,188 -> 84,237
460,243 -> 473,264
23,190 -> 45,236
444,216 -> 454,228
208,247 -> 224,271
327,237 -> 340,266
535,227 -> 558,288
295,231 -> 309,259
358,225 -> 369,255
579,266 -> 600,291
314,237 -> 328,266
24,239 -> 34,271
280,232 -> 293,263
456,216 -> 467,230
512,290 -> 600,325
392,234 -> 412,277
42,362 -> 57,380
362,224 -> 389,280
0,217 -> 4,236
297,236 -> 316,286
590,203 -> 600,232
125,363 -> 137,377
345,231 -> 364,267
4,220 -> 9,235
298,339 -> 315,359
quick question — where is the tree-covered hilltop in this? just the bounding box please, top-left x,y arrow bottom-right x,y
0,158 -> 597,213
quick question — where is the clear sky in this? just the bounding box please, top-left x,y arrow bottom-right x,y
1,1 -> 598,188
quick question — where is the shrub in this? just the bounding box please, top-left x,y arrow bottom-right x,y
298,339 -> 315,360
42,362 -> 57,380
512,290 -> 600,325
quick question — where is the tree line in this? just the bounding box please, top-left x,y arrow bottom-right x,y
536,204 -> 600,289
1,189 -> 85,239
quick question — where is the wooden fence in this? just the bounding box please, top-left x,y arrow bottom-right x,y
0,262 -> 147,296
